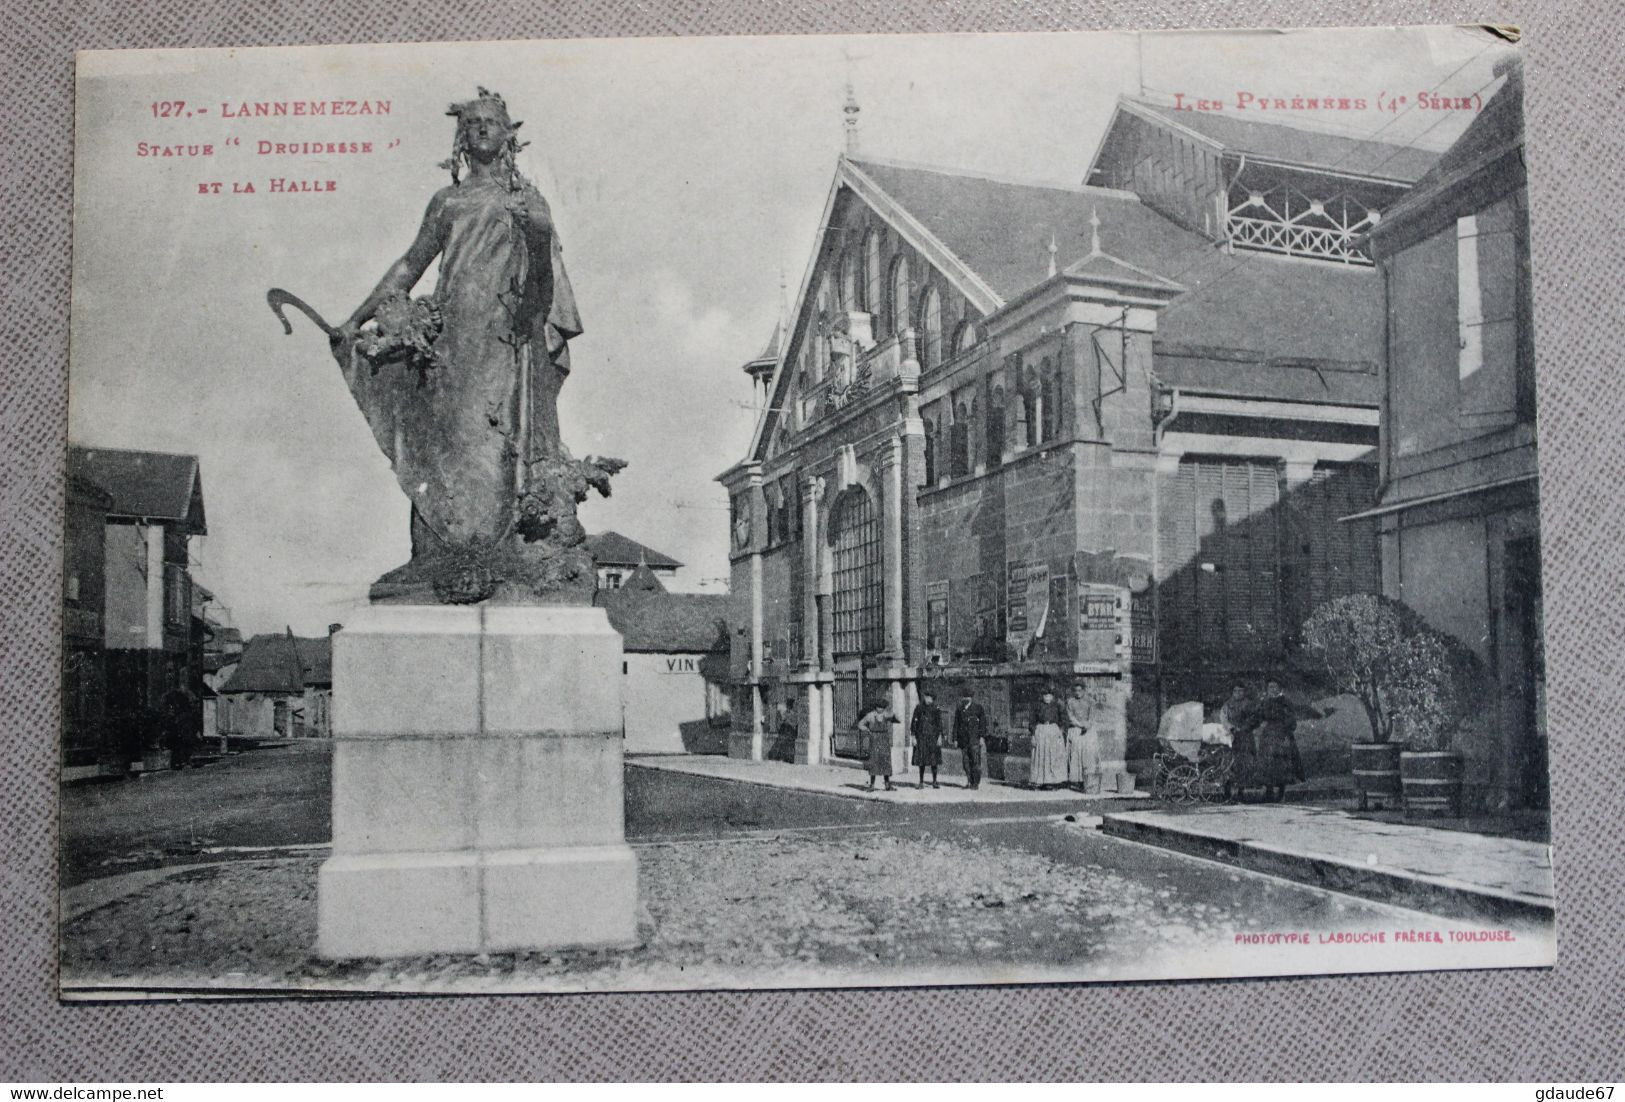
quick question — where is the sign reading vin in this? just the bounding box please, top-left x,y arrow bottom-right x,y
61,25 -> 1552,998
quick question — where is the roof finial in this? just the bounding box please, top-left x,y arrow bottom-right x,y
842,78 -> 861,155
1089,206 -> 1102,257
1047,231 -> 1058,278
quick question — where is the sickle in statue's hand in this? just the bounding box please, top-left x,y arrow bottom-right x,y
267,287 -> 340,341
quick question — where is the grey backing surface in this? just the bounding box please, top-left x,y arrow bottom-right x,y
3,0 -> 1622,1083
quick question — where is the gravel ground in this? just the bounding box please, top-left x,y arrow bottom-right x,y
59,825 -> 1391,995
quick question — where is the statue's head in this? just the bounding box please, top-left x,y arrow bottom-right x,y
441,87 -> 528,184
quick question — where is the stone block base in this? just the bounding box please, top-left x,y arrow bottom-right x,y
317,844 -> 639,958
484,844 -> 639,952
318,851 -> 481,957
317,604 -> 639,960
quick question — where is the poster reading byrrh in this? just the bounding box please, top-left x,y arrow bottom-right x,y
61,26 -> 1554,998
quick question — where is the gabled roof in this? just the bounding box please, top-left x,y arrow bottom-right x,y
219,632 -> 304,694
585,531 -> 683,569
1095,97 -> 1439,185
67,446 -> 207,534
741,150 -> 1389,469
219,630 -> 331,693
595,589 -> 730,654
846,157 -> 1383,365
620,562 -> 669,594
67,472 -> 114,509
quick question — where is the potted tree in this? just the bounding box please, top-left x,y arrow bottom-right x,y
1390,629 -> 1484,818
1299,594 -> 1423,810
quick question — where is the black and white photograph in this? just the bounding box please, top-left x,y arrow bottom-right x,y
59,24 -> 1554,998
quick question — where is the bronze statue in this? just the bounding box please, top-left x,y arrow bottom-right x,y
269,88 -> 623,604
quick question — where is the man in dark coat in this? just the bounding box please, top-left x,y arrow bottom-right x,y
910,688 -> 945,789
952,685 -> 990,790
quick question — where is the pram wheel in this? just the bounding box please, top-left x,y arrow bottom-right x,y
1164,762 -> 1202,804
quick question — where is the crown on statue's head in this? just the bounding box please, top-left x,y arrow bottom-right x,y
446,87 -> 522,129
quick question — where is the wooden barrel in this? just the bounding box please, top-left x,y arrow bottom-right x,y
1400,750 -> 1464,816
1351,741 -> 1403,806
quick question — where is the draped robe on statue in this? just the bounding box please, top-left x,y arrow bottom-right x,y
336,178 -> 582,556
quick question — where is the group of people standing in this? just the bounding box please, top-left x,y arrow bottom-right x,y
1026,684 -> 1103,790
856,686 -> 993,792
1217,678 -> 1308,802
853,681 -> 1105,793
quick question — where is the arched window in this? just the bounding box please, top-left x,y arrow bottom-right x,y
830,488 -> 883,656
919,285 -> 943,370
863,230 -> 881,317
889,254 -> 911,339
967,396 -> 980,472
813,275 -> 831,382
1021,365 -> 1041,448
987,383 -> 1006,466
839,249 -> 859,314
922,413 -> 938,486
956,318 -> 979,354
1041,357 -> 1064,442
951,395 -> 972,478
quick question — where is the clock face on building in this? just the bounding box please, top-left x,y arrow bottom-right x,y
733,508 -> 752,550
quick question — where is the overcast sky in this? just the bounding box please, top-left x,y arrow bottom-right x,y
70,27 -> 1509,636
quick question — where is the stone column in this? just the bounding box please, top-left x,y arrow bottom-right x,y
881,436 -> 906,661
317,604 -> 638,958
799,474 -> 826,765
889,677 -> 910,777
748,548 -> 765,761
802,474 -> 824,674
798,680 -> 825,766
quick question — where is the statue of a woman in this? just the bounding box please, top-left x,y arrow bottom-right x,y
272,88 -> 621,603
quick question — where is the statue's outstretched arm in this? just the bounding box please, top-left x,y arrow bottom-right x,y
341,192 -> 448,334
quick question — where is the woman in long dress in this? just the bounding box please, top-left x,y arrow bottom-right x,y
859,701 -> 898,792
1064,682 -> 1098,790
1029,687 -> 1069,788
335,88 -> 582,557
1218,683 -> 1255,800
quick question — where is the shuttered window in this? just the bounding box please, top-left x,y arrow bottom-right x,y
1160,458 -> 1282,664
1160,457 -> 1381,663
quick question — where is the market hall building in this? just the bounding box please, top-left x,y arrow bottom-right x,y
718,97 -> 1439,777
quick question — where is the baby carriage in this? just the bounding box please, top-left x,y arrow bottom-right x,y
1151,702 -> 1236,804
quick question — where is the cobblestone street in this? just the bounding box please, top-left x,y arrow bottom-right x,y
57,744 -> 1551,996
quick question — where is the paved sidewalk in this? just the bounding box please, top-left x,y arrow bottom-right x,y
1101,803 -> 1554,924
628,754 -> 1150,806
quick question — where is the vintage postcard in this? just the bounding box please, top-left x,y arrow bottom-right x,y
61,25 -> 1553,999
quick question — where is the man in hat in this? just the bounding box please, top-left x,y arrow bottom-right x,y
952,684 -> 990,790
910,687 -> 945,789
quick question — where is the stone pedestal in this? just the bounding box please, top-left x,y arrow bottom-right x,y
316,604 -> 638,958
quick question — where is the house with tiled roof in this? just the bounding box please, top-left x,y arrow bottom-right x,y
64,445 -> 208,777
594,565 -> 731,754
585,530 -> 684,590
218,626 -> 338,740
719,96 -> 1438,775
